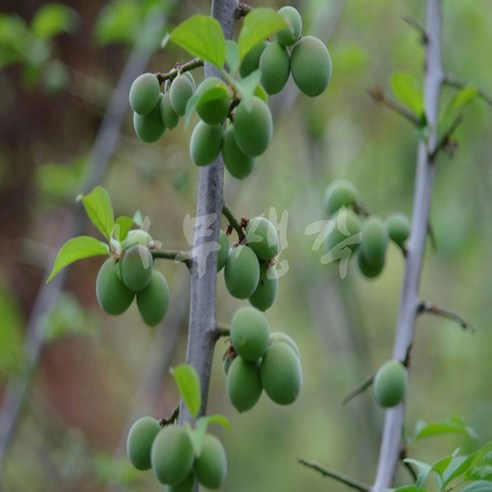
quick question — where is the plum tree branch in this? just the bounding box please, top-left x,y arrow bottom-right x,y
178,0 -> 238,429
156,58 -> 204,85
418,301 -> 475,332
372,1 -> 443,490
368,85 -> 421,127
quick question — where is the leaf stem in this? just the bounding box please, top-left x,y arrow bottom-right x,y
222,204 -> 245,241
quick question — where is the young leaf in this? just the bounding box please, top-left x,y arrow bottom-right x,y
413,417 -> 478,443
31,3 -> 78,40
238,8 -> 288,60
460,481 -> 492,492
202,414 -> 231,430
171,364 -> 201,420
233,69 -> 262,109
389,71 -> 423,116
433,453 -> 476,486
114,216 -> 134,241
188,417 -> 208,456
169,15 -> 226,68
133,210 -> 143,227
78,186 -> 114,240
403,458 -> 433,489
225,40 -> 240,74
46,236 -> 110,282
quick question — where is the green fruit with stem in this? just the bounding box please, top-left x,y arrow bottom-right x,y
231,306 -> 270,362
373,360 -> 408,408
233,97 -> 272,157
122,229 -> 152,250
194,434 -> 227,489
136,270 -> 170,326
217,229 -> 229,272
121,245 -> 154,292
151,425 -> 195,485
358,216 -> 388,276
126,416 -> 161,470
96,257 -> 135,315
222,126 -> 256,179
249,264 -> 278,311
245,216 -> 280,260
129,73 -> 161,115
239,40 -> 268,78
260,343 -> 302,405
269,332 -> 300,360
196,77 -> 232,125
133,96 -> 166,143
259,41 -> 290,95
277,6 -> 303,46
387,212 -> 411,246
160,92 -> 180,129
323,179 -> 358,215
291,36 -> 332,97
226,356 -> 262,412
189,121 -> 223,166
169,74 -> 194,116
325,208 -> 362,255
224,245 -> 260,299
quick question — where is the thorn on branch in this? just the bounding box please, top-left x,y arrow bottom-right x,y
160,405 -> 180,426
400,446 -> 418,481
418,301 -> 475,332
401,16 -> 429,44
444,74 -> 492,107
341,374 -> 374,405
298,458 -> 371,492
368,86 -> 421,127
430,114 -> 463,161
236,3 -> 254,20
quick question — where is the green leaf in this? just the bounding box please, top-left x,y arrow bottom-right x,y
466,466 -> 492,481
133,210 -> 143,227
202,414 -> 231,430
403,458 -> 433,489
385,487 -> 429,492
447,86 -> 478,114
433,453 -> 476,486
79,186 -> 115,240
188,418 -> 208,457
460,481 -> 492,492
31,3 -> 78,40
171,364 -> 201,419
413,417 -> 478,443
169,15 -> 226,68
238,8 -> 288,60
234,69 -> 262,109
389,71 -> 423,116
113,216 -> 134,241
225,40 -> 240,74
46,236 -> 110,283
183,91 -> 201,128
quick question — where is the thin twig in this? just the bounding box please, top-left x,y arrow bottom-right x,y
298,458 -> 371,492
368,85 -> 421,127
418,301 -> 475,332
156,58 -> 204,85
214,324 -> 230,340
342,374 -> 374,405
401,16 -> 428,44
152,249 -> 192,268
160,405 -> 180,426
222,204 -> 245,241
444,74 -> 492,107
430,114 -> 463,160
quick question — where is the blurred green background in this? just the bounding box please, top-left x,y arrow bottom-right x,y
1,0 -> 491,490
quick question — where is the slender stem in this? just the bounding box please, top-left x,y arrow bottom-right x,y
341,373 -> 374,405
372,1 -> 443,490
299,458 -> 371,492
152,249 -> 191,268
444,74 -> 492,107
222,204 -> 245,241
160,405 -> 180,426
178,0 -> 238,427
418,301 -> 475,332
368,86 -> 421,127
156,58 -> 204,85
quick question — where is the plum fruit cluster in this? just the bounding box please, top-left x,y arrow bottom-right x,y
323,179 -> 411,279
127,418 -> 227,490
96,229 -> 169,326
217,216 -> 279,311
225,306 -> 302,412
373,359 -> 408,408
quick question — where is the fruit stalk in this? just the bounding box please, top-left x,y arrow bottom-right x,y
372,0 -> 443,489
178,0 -> 239,425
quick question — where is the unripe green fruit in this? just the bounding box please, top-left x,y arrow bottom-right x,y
373,360 -> 407,408
245,216 -> 280,260
122,229 -> 152,250
169,74 -> 194,116
325,208 -> 361,254
360,216 -> 388,266
189,121 -> 223,166
196,77 -> 232,125
223,350 -> 234,375
167,473 -> 195,492
224,245 -> 260,299
182,71 -> 196,91
226,356 -> 262,412
129,73 -> 161,115
356,249 -> 385,279
233,97 -> 272,157
127,416 -> 161,470
121,245 -> 154,292
96,257 -> 135,315
269,332 -> 300,360
239,40 -> 268,78
133,97 -> 166,143
194,434 -> 227,489
136,270 -> 170,326
160,92 -> 180,129
387,212 -> 411,246
253,84 -> 268,103
217,230 -> 229,272
277,6 -> 303,46
231,306 -> 270,362
249,264 -> 278,311
323,179 -> 358,215
151,425 -> 194,485
291,36 -> 332,97
222,126 -> 256,179
260,343 -> 302,405
259,41 -> 290,95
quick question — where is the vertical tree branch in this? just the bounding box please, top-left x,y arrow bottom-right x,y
372,1 -> 443,490
178,0 -> 238,425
